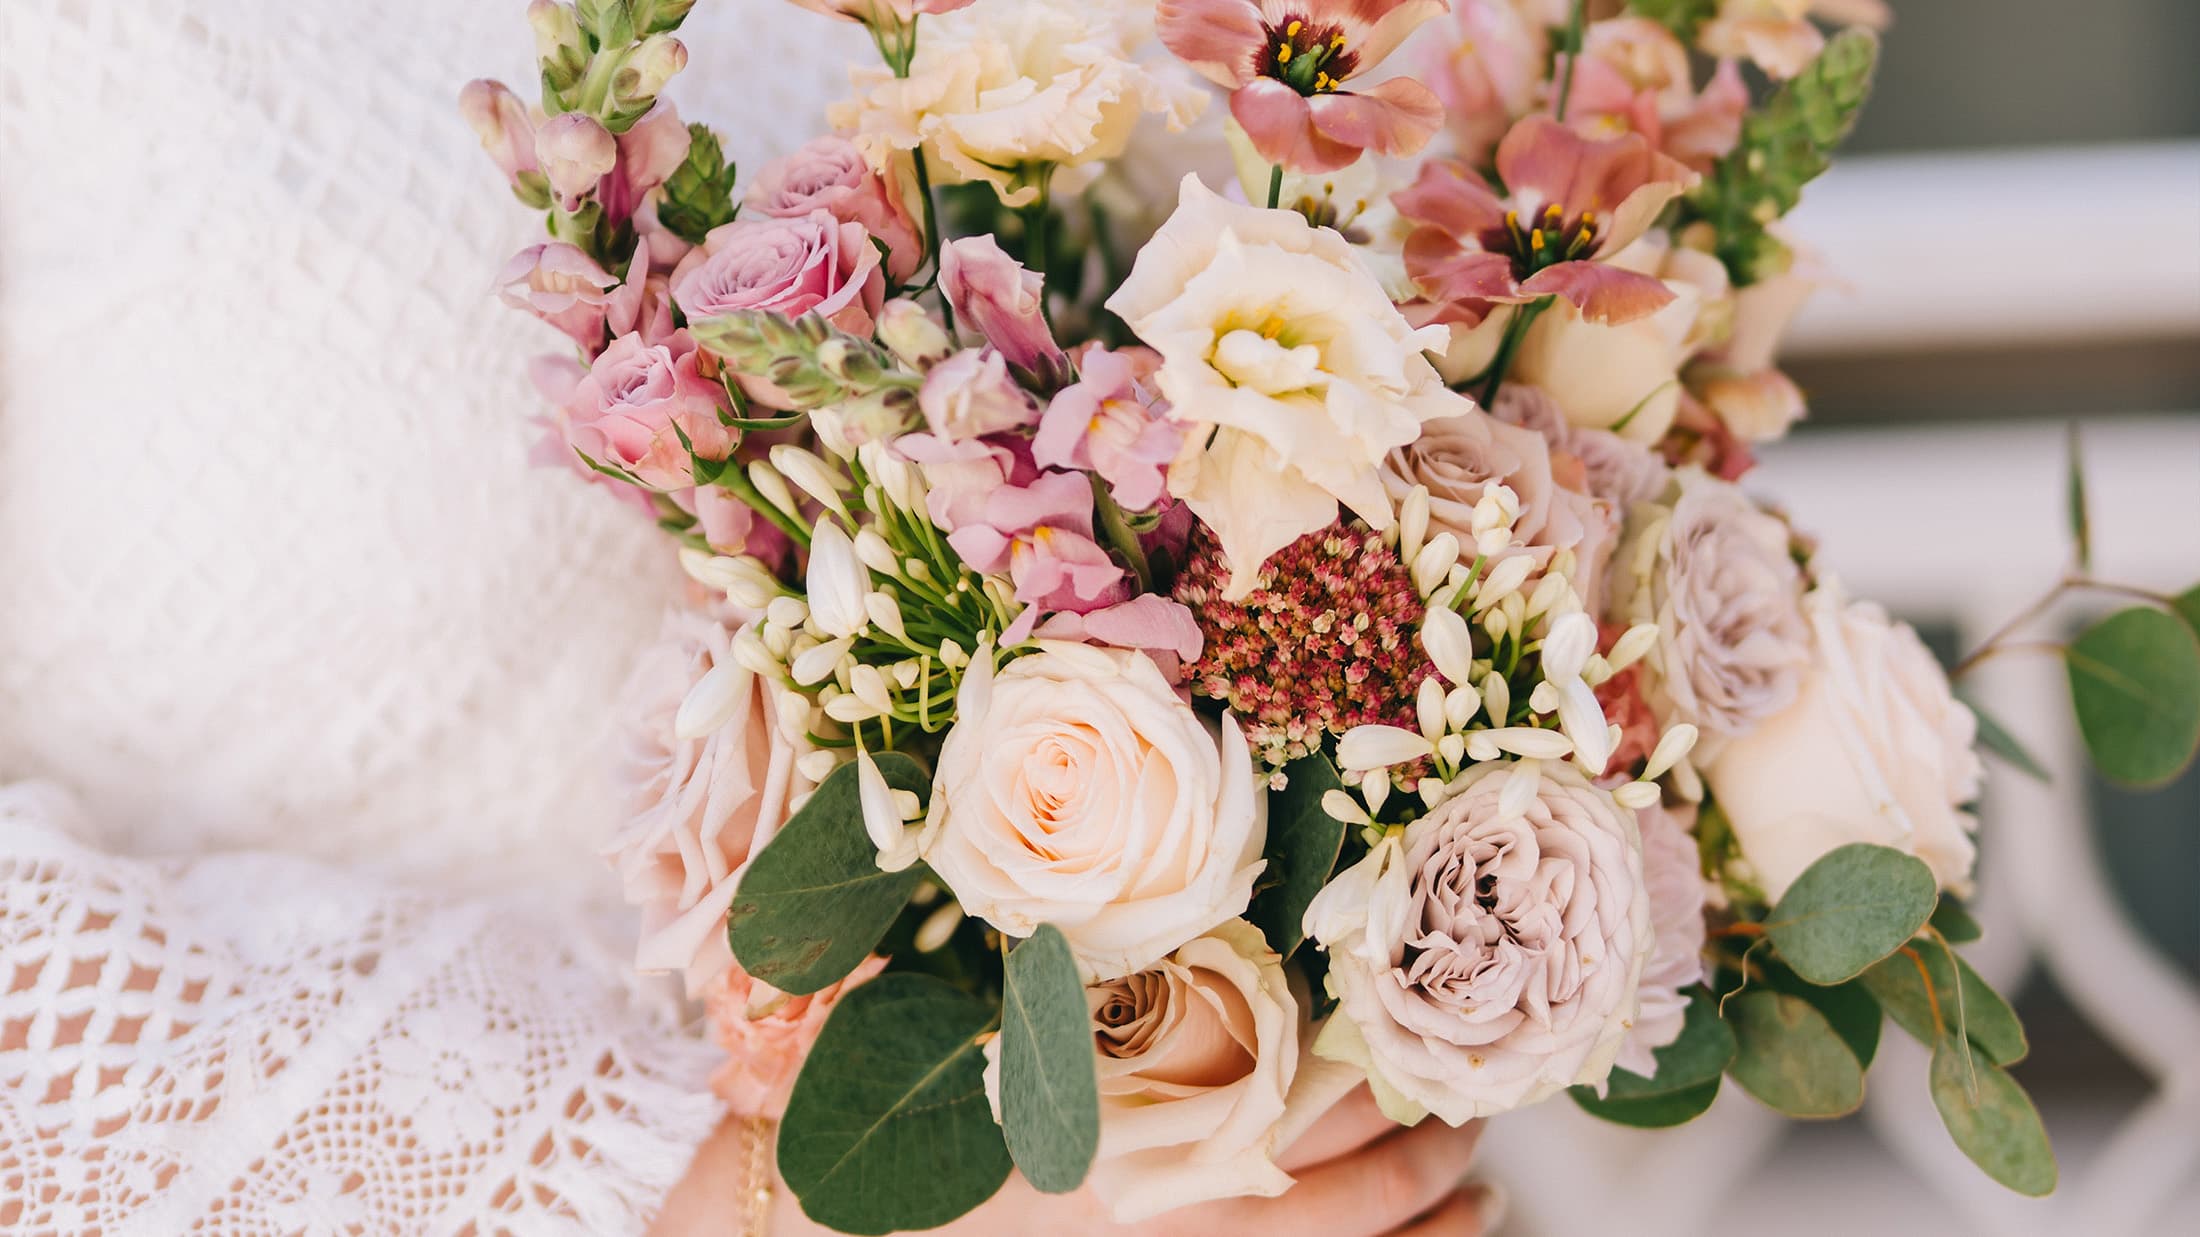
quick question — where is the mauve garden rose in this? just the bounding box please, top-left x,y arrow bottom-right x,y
703,955 -> 888,1120
1707,585 -> 1983,901
603,608 -> 817,996
745,135 -> 924,283
1611,469 -> 1811,741
921,644 -> 1266,978
669,209 -> 886,335
561,330 -> 733,491
1306,759 -> 1651,1124
498,242 -> 618,348
1613,801 -> 1706,1077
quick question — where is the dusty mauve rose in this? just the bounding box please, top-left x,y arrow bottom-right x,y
669,209 -> 886,335
920,644 -> 1266,978
1707,585 -> 1983,901
498,242 -> 619,348
1612,470 -> 1810,740
1308,760 -> 1650,1123
1613,801 -> 1707,1077
982,920 -> 1301,1221
603,608 -> 816,996
704,955 -> 888,1120
745,135 -> 924,283
560,330 -> 733,491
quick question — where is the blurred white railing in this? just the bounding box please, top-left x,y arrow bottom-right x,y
1482,415 -> 2200,1236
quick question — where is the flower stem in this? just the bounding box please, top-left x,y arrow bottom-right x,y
1266,164 -> 1284,210
1090,474 -> 1152,592
714,469 -> 813,550
1476,296 -> 1552,407
1553,0 -> 1587,123
912,148 -> 956,337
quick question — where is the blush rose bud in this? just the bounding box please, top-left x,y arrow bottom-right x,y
535,112 -> 617,209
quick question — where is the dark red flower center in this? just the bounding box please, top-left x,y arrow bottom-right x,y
1257,17 -> 1358,94
1481,202 -> 1603,279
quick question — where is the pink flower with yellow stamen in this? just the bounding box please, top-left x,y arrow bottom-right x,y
1156,0 -> 1450,174
1396,115 -> 1697,327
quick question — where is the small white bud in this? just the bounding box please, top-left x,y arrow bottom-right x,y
824,691 -> 882,723
1398,486 -> 1431,564
1529,681 -> 1560,714
1613,781 -> 1661,811
1476,526 -> 1514,559
1642,724 -> 1700,781
1337,725 -> 1436,770
791,636 -> 853,686
1420,606 -> 1478,687
1466,732 -> 1501,763
797,749 -> 842,783
865,592 -> 907,640
747,459 -> 802,521
1606,623 -> 1659,672
938,638 -> 968,669
854,529 -> 901,577
761,623 -> 796,658
1444,685 -> 1479,731
849,664 -> 893,714
1484,726 -> 1574,759
674,663 -> 745,740
1498,758 -> 1542,818
1475,555 -> 1535,609
805,522 -> 871,639
891,659 -> 922,689
1417,777 -> 1448,810
1581,653 -> 1613,687
1525,571 -> 1571,619
1321,789 -> 1370,825
731,626 -> 778,677
1470,485 -> 1513,535
1417,676 -> 1447,742
1359,768 -> 1391,817
1437,732 -> 1467,767
1484,606 -> 1510,642
1412,532 -> 1461,596
914,901 -> 965,952
766,596 -> 810,632
1541,612 -> 1598,681
770,445 -> 851,520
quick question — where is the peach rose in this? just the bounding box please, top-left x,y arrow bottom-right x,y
704,955 -> 888,1120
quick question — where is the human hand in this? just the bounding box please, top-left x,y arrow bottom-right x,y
654,1087 -> 1498,1236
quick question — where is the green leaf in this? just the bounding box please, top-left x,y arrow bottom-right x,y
1594,987 -> 1736,1100
2066,606 -> 2200,788
1928,1041 -> 2058,1197
1625,0 -> 1718,40
1964,697 -> 2051,783
1766,964 -> 1882,1070
779,974 -> 1014,1234
726,754 -> 928,994
1860,946 -> 2028,1066
1763,843 -> 1937,985
1725,990 -> 1866,1118
1246,754 -> 1348,959
999,926 -> 1100,1193
1931,896 -> 1984,945
2172,584 -> 2200,641
576,0 -> 635,49
1572,1078 -> 1721,1129
2065,423 -> 2092,571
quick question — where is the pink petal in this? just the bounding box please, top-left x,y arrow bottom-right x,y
1037,594 -> 1206,664
1156,0 -> 1267,88
1404,237 -> 1524,306
1494,116 -> 1697,252
1344,0 -> 1451,69
1393,160 -> 1509,236
1306,78 -> 1445,160
1231,80 -> 1362,174
1518,260 -> 1676,325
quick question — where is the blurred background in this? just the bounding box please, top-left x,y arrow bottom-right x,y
1484,2 -> 2200,1232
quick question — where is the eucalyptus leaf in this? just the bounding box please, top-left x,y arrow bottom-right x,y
1725,990 -> 1865,1118
1571,1077 -> 1721,1128
1765,964 -> 1882,1070
1246,754 -> 1348,959
1928,1041 -> 2058,1197
1965,698 -> 2051,783
999,926 -> 1100,1193
2065,606 -> 2200,788
779,975 -> 1013,1234
2174,584 -> 2200,641
1597,987 -> 1736,1099
1764,843 -> 1937,985
726,754 -> 928,994
1931,896 -> 1984,945
1860,946 -> 2027,1066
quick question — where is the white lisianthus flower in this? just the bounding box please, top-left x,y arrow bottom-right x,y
982,919 -> 1307,1222
1706,582 -> 1984,901
831,0 -> 1204,207
923,643 -> 1266,978
1305,760 -> 1651,1124
1107,176 -> 1476,599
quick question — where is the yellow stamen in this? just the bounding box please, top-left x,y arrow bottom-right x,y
1505,209 -> 1520,231
1033,525 -> 1056,545
1531,228 -> 1546,251
1580,210 -> 1596,225
1544,202 -> 1563,222
1314,71 -> 1331,90
1330,32 -> 1346,48
1286,19 -> 1302,36
1276,42 -> 1292,63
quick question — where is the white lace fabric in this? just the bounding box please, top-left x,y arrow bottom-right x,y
0,784 -> 728,1236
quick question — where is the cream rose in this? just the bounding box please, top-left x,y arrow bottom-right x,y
1510,236 -> 1731,444
1706,585 -> 1984,902
1107,175 -> 1475,599
983,920 -> 1302,1221
923,643 -> 1266,978
832,0 -> 1203,207
604,608 -> 815,996
1306,760 -> 1652,1124
1613,801 -> 1707,1078
1612,469 -> 1811,740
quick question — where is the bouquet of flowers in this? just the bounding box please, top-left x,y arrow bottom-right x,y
455,0 -> 2200,1229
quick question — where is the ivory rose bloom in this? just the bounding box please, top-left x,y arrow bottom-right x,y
1108,176 -> 1473,599
704,955 -> 888,1120
1306,760 -> 1652,1123
604,609 -> 817,995
833,0 -> 1204,207
984,920 -> 1301,1221
922,643 -> 1266,978
1611,469 -> 1810,740
1707,586 -> 1983,902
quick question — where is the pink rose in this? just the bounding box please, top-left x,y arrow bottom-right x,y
704,955 -> 889,1119
605,608 -> 817,996
670,210 -> 886,337
497,242 -> 618,348
939,235 -> 1063,373
746,136 -> 924,284
561,330 -> 733,491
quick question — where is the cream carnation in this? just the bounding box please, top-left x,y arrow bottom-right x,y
1613,469 -> 1810,740
1706,585 -> 1984,901
1306,760 -> 1652,1123
604,608 -> 815,996
1108,176 -> 1475,599
923,643 -> 1266,978
832,0 -> 1203,207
